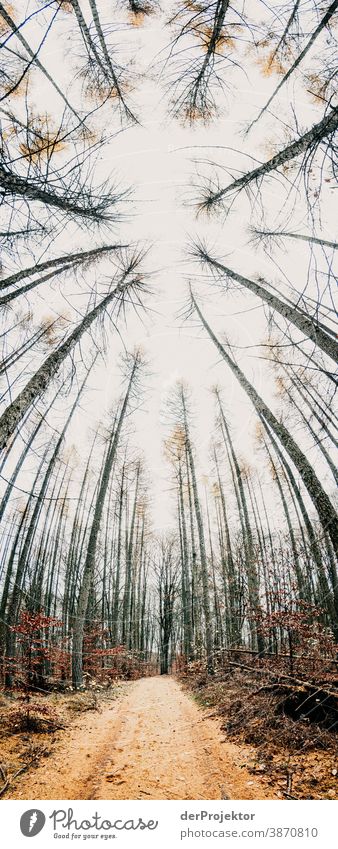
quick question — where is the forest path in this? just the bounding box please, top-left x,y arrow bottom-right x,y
8,676 -> 276,800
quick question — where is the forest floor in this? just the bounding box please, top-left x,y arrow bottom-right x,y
0,675 -> 276,800
179,667 -> 338,801
0,675 -> 336,801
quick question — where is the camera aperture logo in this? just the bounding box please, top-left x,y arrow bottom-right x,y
20,809 -> 46,837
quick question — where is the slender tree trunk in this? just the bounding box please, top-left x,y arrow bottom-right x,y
0,268 -> 136,450
5,370 -> 92,681
0,2 -> 85,124
192,292 -> 338,557
253,228 -> 338,250
205,106 -> 338,206
72,355 -> 140,688
181,392 -> 214,673
199,254 -> 338,361
248,1 -> 338,130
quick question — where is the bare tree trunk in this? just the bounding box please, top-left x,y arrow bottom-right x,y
248,2 -> 338,130
181,389 -> 214,673
4,369 -> 92,683
197,252 -> 338,362
72,354 -> 140,688
0,267 -> 138,450
191,291 -> 338,557
0,2 -> 85,124
203,106 -> 338,207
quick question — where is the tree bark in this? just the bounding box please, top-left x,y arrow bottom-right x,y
204,106 -> 338,207
71,355 -> 140,688
199,253 -> 338,362
0,269 -> 137,451
191,291 -> 338,557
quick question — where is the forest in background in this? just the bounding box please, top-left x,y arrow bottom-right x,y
0,0 -> 337,788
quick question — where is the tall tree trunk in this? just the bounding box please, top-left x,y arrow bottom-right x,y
0,2 -> 85,124
198,253 -> 338,361
204,106 -> 338,207
181,389 -> 214,673
0,267 -> 138,450
191,292 -> 338,557
248,2 -> 338,130
72,354 -> 140,688
4,370 -> 92,682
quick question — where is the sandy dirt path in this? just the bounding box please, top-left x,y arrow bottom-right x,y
8,676 -> 276,800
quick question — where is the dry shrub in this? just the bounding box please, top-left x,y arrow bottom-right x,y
1,698 -> 61,733
65,693 -> 99,713
179,666 -> 338,751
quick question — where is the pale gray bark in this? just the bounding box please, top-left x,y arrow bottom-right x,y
0,268 -> 139,451
197,252 -> 338,362
181,387 -> 214,673
72,354 -> 140,688
0,3 -> 85,124
191,290 -> 338,557
203,106 -> 338,207
248,2 -> 338,131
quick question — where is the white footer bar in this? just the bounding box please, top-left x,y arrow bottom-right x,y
0,799 -> 336,848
